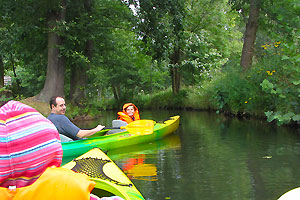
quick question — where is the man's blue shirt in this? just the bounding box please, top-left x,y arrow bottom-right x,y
48,113 -> 81,140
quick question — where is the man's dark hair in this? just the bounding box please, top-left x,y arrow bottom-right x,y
49,96 -> 63,109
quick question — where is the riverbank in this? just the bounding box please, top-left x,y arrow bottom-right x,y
20,97 -> 95,121
21,97 -> 50,116
19,91 -> 299,129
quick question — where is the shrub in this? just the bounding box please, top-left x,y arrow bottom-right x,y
144,88 -> 188,110
254,41 -> 299,125
205,66 -> 263,115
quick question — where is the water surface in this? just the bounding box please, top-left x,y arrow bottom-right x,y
70,110 -> 300,200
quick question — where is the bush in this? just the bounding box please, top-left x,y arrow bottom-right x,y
201,40 -> 299,125
144,88 -> 188,110
204,66 -> 264,115
254,41 -> 299,125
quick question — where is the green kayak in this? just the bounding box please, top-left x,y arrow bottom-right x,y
62,115 -> 180,158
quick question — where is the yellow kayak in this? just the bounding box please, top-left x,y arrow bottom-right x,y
62,148 -> 145,200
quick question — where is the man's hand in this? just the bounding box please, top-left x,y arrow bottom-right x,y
94,125 -> 105,132
77,125 -> 105,138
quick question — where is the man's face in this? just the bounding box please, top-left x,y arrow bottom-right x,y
52,97 -> 66,115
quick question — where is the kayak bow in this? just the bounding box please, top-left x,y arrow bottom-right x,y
62,148 -> 145,200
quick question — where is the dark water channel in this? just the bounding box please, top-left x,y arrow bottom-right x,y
66,110 -> 300,200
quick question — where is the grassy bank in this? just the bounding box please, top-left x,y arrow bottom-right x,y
17,77 -> 298,127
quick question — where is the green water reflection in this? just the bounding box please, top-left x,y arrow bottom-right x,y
64,110 -> 300,200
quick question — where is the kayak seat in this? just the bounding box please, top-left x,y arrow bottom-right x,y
59,134 -> 73,142
106,120 -> 127,135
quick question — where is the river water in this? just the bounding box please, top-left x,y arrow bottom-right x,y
68,110 -> 300,200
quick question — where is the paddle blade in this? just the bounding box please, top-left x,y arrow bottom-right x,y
124,120 -> 155,135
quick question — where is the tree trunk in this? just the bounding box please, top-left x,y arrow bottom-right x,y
69,41 -> 92,105
170,67 -> 180,94
170,47 -> 181,94
10,53 -> 20,93
240,0 -> 259,70
70,39 -> 93,104
69,0 -> 93,105
69,66 -> 87,105
36,1 -> 66,102
112,84 -> 121,103
0,57 -> 4,87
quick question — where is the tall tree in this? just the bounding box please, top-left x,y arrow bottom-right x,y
67,0 -> 94,105
0,0 -> 47,94
239,0 -> 259,70
229,0 -> 300,70
168,0 -> 185,94
182,0 -> 242,85
229,0 -> 261,70
36,0 -> 66,101
0,1 -> 14,89
65,0 -> 134,104
131,0 -> 186,94
102,29 -> 142,103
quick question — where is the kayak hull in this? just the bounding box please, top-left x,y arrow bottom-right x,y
62,115 -> 180,157
62,148 -> 144,200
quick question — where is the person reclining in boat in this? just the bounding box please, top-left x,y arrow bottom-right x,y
48,96 -> 105,141
117,103 -> 140,124
0,100 -> 124,200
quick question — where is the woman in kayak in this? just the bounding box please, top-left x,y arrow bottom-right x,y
0,100 -> 123,200
117,103 -> 140,124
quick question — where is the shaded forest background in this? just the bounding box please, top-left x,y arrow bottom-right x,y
0,0 -> 299,126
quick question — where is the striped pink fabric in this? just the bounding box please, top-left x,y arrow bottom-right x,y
0,100 -> 63,188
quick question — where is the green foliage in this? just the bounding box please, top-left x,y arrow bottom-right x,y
66,100 -> 103,119
91,97 -> 117,111
0,87 -> 13,104
131,94 -> 151,110
181,31 -> 231,84
201,36 -> 299,125
66,105 -> 82,119
6,66 -> 45,98
132,0 -> 243,92
265,111 -> 300,126
88,26 -> 169,103
255,40 -> 299,125
138,60 -> 171,93
144,88 -> 188,109
1,0 -> 298,127
185,0 -> 243,58
131,0 -> 185,61
130,0 -> 187,94
204,66 -> 263,115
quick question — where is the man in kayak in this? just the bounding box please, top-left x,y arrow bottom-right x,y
0,100 -> 124,200
48,96 -> 105,141
117,103 -> 140,124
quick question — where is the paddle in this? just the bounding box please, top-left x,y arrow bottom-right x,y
104,120 -> 155,135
